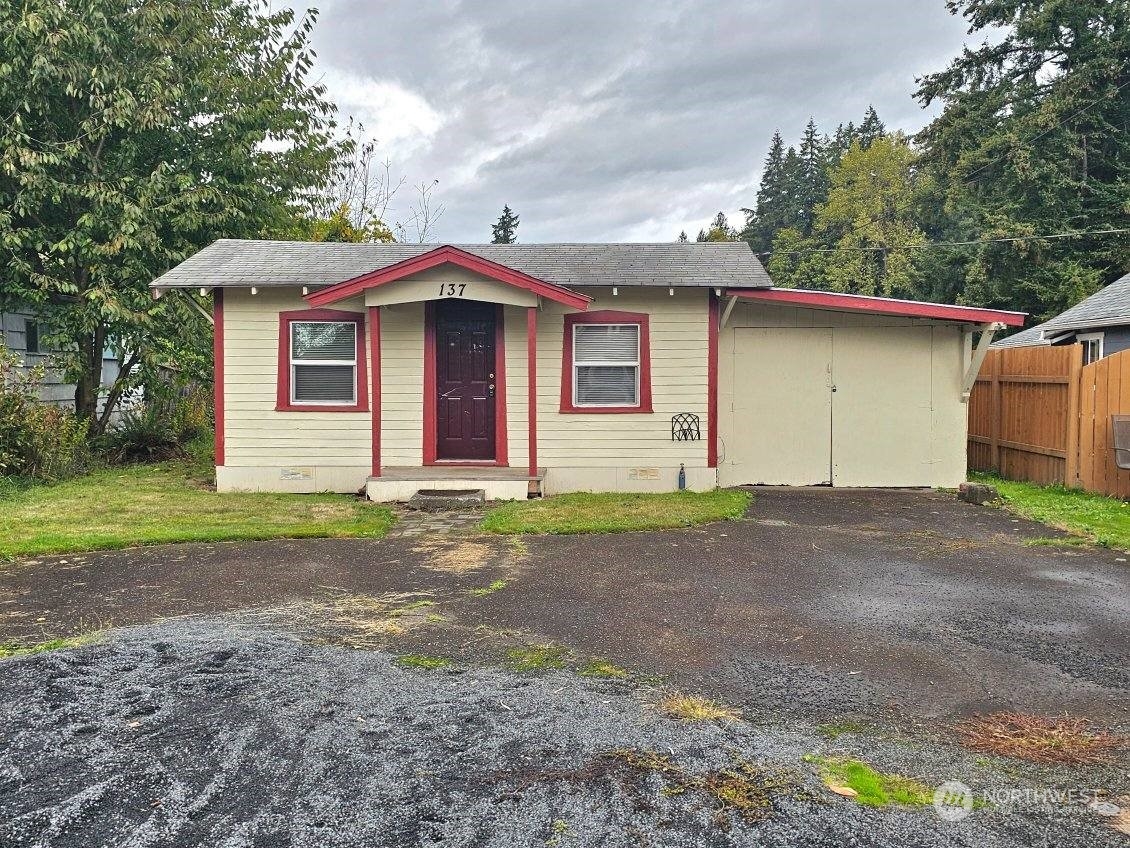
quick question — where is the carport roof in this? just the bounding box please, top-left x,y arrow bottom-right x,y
726,287 -> 1026,326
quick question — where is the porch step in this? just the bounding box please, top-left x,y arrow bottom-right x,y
406,488 -> 486,512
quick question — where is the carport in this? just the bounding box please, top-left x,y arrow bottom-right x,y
716,288 -> 1024,488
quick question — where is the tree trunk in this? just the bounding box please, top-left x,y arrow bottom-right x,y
74,325 -> 107,436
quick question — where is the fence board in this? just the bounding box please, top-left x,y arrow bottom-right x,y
970,345 -> 1130,499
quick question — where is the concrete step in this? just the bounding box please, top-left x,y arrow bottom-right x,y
406,488 -> 487,512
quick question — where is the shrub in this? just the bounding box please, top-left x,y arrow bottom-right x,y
99,384 -> 213,463
0,346 -> 90,482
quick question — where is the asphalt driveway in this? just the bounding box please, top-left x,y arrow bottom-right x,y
1,488 -> 1128,847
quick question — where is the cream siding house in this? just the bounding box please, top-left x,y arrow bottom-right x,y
150,241 -> 1025,500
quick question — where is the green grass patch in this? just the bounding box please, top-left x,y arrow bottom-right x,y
0,632 -> 102,660
0,454 -> 395,559
971,472 -> 1130,551
579,659 -> 629,679
506,643 -> 569,672
805,755 -> 932,807
480,489 -> 752,535
469,579 -> 507,597
395,653 -> 452,670
816,719 -> 870,740
389,600 -> 436,616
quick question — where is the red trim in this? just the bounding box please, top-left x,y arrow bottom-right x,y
559,309 -> 653,414
305,244 -> 592,310
368,306 -> 381,476
422,302 -> 509,466
707,291 -> 719,468
725,288 -> 1027,326
213,289 -> 225,466
422,301 -> 437,465
275,308 -> 369,413
527,306 -> 538,477
494,304 -> 508,467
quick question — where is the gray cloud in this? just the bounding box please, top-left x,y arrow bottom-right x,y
305,0 -> 975,242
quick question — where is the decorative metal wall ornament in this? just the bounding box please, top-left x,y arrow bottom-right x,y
671,412 -> 701,442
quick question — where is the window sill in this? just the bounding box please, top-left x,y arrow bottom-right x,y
559,403 -> 654,414
275,402 -> 370,413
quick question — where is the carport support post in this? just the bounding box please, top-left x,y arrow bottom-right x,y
527,306 -> 538,478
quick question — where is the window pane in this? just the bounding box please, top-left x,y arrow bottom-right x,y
574,324 -> 638,363
576,365 -> 638,405
292,322 -> 355,361
293,364 -> 355,403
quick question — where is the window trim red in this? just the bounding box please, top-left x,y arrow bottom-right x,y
559,309 -> 653,414
276,308 -> 369,413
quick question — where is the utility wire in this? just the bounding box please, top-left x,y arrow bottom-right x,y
757,227 -> 1130,259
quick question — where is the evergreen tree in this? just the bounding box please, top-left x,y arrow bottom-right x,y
696,212 -> 739,242
796,118 -> 831,235
677,230 -> 689,242
491,205 -> 519,243
740,130 -> 787,252
915,0 -> 1130,319
858,105 -> 885,150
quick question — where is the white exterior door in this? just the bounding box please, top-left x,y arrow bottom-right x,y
719,328 -> 833,486
830,327 -> 934,486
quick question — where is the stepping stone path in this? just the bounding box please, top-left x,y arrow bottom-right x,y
385,508 -> 485,538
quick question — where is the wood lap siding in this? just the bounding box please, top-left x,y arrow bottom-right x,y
534,289 -> 709,468
223,289 -> 371,466
378,302 -> 425,466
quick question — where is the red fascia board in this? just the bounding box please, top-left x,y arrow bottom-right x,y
305,245 -> 592,310
725,288 -> 1027,327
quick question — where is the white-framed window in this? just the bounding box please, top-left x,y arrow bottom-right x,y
290,320 -> 357,405
1078,332 -> 1104,365
572,323 -> 640,407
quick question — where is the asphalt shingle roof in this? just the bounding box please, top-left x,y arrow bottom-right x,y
991,322 -> 1051,348
1042,271 -> 1130,332
150,240 -> 773,291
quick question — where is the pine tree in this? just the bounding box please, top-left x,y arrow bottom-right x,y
796,118 -> 830,235
740,130 -> 787,253
915,0 -> 1130,319
858,106 -> 885,150
677,230 -> 689,242
490,205 -> 519,243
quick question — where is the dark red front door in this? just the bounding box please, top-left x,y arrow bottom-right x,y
435,300 -> 496,460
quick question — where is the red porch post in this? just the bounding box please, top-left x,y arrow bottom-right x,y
368,305 -> 381,476
527,306 -> 538,477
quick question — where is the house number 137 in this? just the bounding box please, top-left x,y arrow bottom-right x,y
438,283 -> 466,297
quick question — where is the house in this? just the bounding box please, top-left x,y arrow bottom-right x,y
992,271 -> 1130,364
1,308 -> 121,408
150,240 -> 1024,499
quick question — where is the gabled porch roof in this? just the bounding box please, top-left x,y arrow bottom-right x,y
304,245 -> 592,310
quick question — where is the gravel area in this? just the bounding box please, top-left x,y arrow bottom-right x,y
1,619 -> 1126,848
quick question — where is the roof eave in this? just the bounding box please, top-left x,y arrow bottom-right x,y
304,244 -> 592,310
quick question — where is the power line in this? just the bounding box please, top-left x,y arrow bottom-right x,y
758,227 -> 1130,259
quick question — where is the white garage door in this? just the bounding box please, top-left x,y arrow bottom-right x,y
720,326 -> 935,487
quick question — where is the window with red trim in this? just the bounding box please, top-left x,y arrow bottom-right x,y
276,309 -> 368,412
560,310 -> 652,413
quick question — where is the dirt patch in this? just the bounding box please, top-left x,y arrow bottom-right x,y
956,712 -> 1127,765
239,590 -> 442,647
413,539 -> 495,573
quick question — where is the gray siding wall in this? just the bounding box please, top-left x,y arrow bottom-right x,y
1,310 -> 122,410
1100,326 -> 1130,357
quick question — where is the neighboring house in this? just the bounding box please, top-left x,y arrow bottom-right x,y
150,240 -> 1024,499
993,271 -> 1130,364
1,309 -> 122,410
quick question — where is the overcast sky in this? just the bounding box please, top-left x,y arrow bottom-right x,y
300,0 -> 978,243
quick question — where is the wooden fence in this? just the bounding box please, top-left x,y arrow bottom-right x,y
968,344 -> 1130,497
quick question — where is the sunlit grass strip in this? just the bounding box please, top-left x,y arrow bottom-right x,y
481,490 -> 751,535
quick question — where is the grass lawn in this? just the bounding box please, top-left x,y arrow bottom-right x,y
480,489 -> 751,535
972,472 -> 1130,551
0,451 -> 394,560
